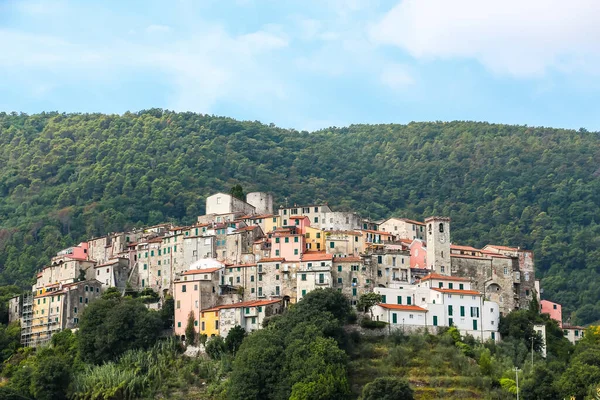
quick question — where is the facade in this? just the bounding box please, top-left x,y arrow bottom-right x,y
379,218 -> 426,241
205,193 -> 256,216
173,265 -> 224,338
297,253 -> 333,300
540,300 -> 563,327
563,325 -> 585,344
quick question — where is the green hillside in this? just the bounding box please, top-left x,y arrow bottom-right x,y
1,110 -> 599,323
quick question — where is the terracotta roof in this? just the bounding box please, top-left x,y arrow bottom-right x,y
302,252 -> 333,261
333,256 -> 362,262
245,214 -> 274,219
379,304 -> 427,312
182,267 -> 222,275
362,229 -> 393,235
258,257 -> 285,263
432,288 -> 482,296
451,244 -> 480,252
289,216 -> 308,220
420,273 -> 470,282
399,238 -> 413,244
65,255 -> 89,261
401,218 -> 425,226
201,298 -> 282,312
563,325 -> 586,330
147,237 -> 163,243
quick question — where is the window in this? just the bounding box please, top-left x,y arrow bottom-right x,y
176,300 -> 180,309
392,313 -> 397,324
251,288 -> 255,293
294,249 -> 298,255
237,276 -> 241,283
459,283 -> 464,290
397,296 -> 402,305
525,272 -> 530,281
158,270 -> 161,276
449,283 -> 453,289
449,318 -> 453,326
439,282 -> 443,288
491,332 -> 495,340
553,304 -> 557,310
392,257 -> 396,267
314,217 -> 318,223
259,275 -> 263,282
377,256 -> 382,264
526,289 -> 530,296
439,223 -> 444,233
448,305 -> 453,316
285,237 -> 289,243
302,289 -> 307,296
194,284 -> 198,291
338,265 -> 342,272
338,278 -> 342,284
330,242 -> 335,248
276,250 -> 280,256
352,288 -> 357,296
470,307 -> 480,317
251,275 -> 255,282
283,220 -> 287,225
79,296 -> 83,303
151,250 -> 154,256
504,267 -> 508,275
306,233 -> 311,239
258,287 -> 263,296
381,295 -> 387,303
251,317 -> 256,324
275,237 -> 280,243
440,266 -> 445,273
407,296 -> 412,305
74,307 -> 78,314
433,316 -> 438,326
301,274 -> 307,281
85,298 -> 88,304
276,275 -> 280,280
316,233 -> 321,239
460,306 -> 465,317
473,320 -> 478,330
182,285 -> 186,292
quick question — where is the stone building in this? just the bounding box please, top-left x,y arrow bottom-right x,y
379,218 -> 426,241
331,256 -> 374,306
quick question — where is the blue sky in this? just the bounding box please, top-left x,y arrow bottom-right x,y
1,0 -> 600,131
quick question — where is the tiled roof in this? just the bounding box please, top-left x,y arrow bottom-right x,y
201,298 -> 282,312
228,263 -> 257,268
451,244 -> 480,252
432,288 -> 481,296
258,257 -> 286,262
379,304 -> 428,312
362,229 -> 393,235
486,244 -> 519,252
302,252 -> 333,261
182,267 -> 222,275
234,226 -> 259,233
420,273 -> 470,282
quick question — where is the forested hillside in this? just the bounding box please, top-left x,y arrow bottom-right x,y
1,110 -> 599,323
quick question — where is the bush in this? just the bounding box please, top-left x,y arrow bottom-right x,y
361,377 -> 414,400
360,318 -> 387,330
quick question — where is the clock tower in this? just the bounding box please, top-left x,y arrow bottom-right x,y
425,216 -> 451,275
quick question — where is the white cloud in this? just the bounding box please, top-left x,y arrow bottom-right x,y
371,0 -> 600,77
380,63 -> 414,88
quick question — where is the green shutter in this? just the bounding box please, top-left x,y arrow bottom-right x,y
433,316 -> 438,326
392,313 -> 397,324
397,296 -> 402,305
448,305 -> 453,316
460,306 -> 465,317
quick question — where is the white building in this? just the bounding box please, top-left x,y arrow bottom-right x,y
205,193 -> 256,216
373,274 -> 500,341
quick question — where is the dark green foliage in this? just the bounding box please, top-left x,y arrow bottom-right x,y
360,377 -> 414,400
225,325 -> 246,355
161,295 -> 175,329
205,336 -> 227,360
360,318 -> 387,329
521,364 -> 560,400
101,286 -> 121,300
356,292 -> 382,317
0,286 -> 20,325
0,114 -> 599,323
230,184 -> 245,201
0,323 -> 21,363
185,311 -> 196,346
78,297 -> 163,364
30,351 -> 71,400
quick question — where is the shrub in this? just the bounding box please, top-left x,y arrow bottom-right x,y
360,318 -> 387,330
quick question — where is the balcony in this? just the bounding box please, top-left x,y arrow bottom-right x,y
315,279 -> 330,286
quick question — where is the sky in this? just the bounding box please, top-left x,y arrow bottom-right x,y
1,0 -> 600,131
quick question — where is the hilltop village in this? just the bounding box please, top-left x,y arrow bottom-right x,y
8,191 -> 580,347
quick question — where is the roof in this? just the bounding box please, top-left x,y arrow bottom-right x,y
289,215 -> 309,220
245,214 -> 274,219
563,325 -> 586,330
147,237 -> 163,243
420,273 -> 470,282
451,244 -> 480,252
333,256 -> 362,262
450,254 -> 490,260
258,257 -> 286,263
182,267 -> 222,275
401,218 -> 425,226
379,304 -> 427,312
485,244 -> 519,252
433,288 -> 482,296
362,229 -> 393,235
302,252 -> 333,261
201,298 -> 282,313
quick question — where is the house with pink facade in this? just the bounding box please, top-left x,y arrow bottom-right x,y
173,265 -> 224,338
409,239 -> 427,269
540,300 -> 562,327
270,228 -> 305,261
289,216 -> 311,234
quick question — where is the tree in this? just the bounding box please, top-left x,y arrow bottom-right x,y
226,325 -> 246,354
357,292 -> 382,318
230,184 -> 245,201
205,336 -> 226,360
360,377 -> 414,400
101,286 -> 121,300
185,311 -> 196,346
29,352 -> 71,400
161,295 -> 175,329
78,297 -> 163,364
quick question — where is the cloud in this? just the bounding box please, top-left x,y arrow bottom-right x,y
371,0 -> 600,77
380,63 -> 414,88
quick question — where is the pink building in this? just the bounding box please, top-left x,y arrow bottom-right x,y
57,242 -> 89,260
289,216 -> 311,234
409,239 -> 427,269
173,266 -> 223,338
270,228 -> 305,261
540,300 -> 562,327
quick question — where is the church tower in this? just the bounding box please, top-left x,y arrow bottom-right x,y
425,216 -> 451,275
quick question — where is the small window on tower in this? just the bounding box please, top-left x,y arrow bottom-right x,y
439,223 -> 444,233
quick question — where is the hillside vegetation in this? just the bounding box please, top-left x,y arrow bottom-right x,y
1,111 -> 599,323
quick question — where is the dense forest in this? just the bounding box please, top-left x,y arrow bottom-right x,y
0,111 -> 599,323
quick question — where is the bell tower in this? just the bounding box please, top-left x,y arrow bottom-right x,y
425,216 -> 451,275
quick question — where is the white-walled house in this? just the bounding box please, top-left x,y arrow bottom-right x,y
373,274 -> 500,341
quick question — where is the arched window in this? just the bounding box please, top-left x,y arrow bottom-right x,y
428,224 -> 432,233
439,223 -> 444,233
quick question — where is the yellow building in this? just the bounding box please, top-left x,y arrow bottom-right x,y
264,215 -> 281,233
305,226 -> 325,251
199,308 -> 221,337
